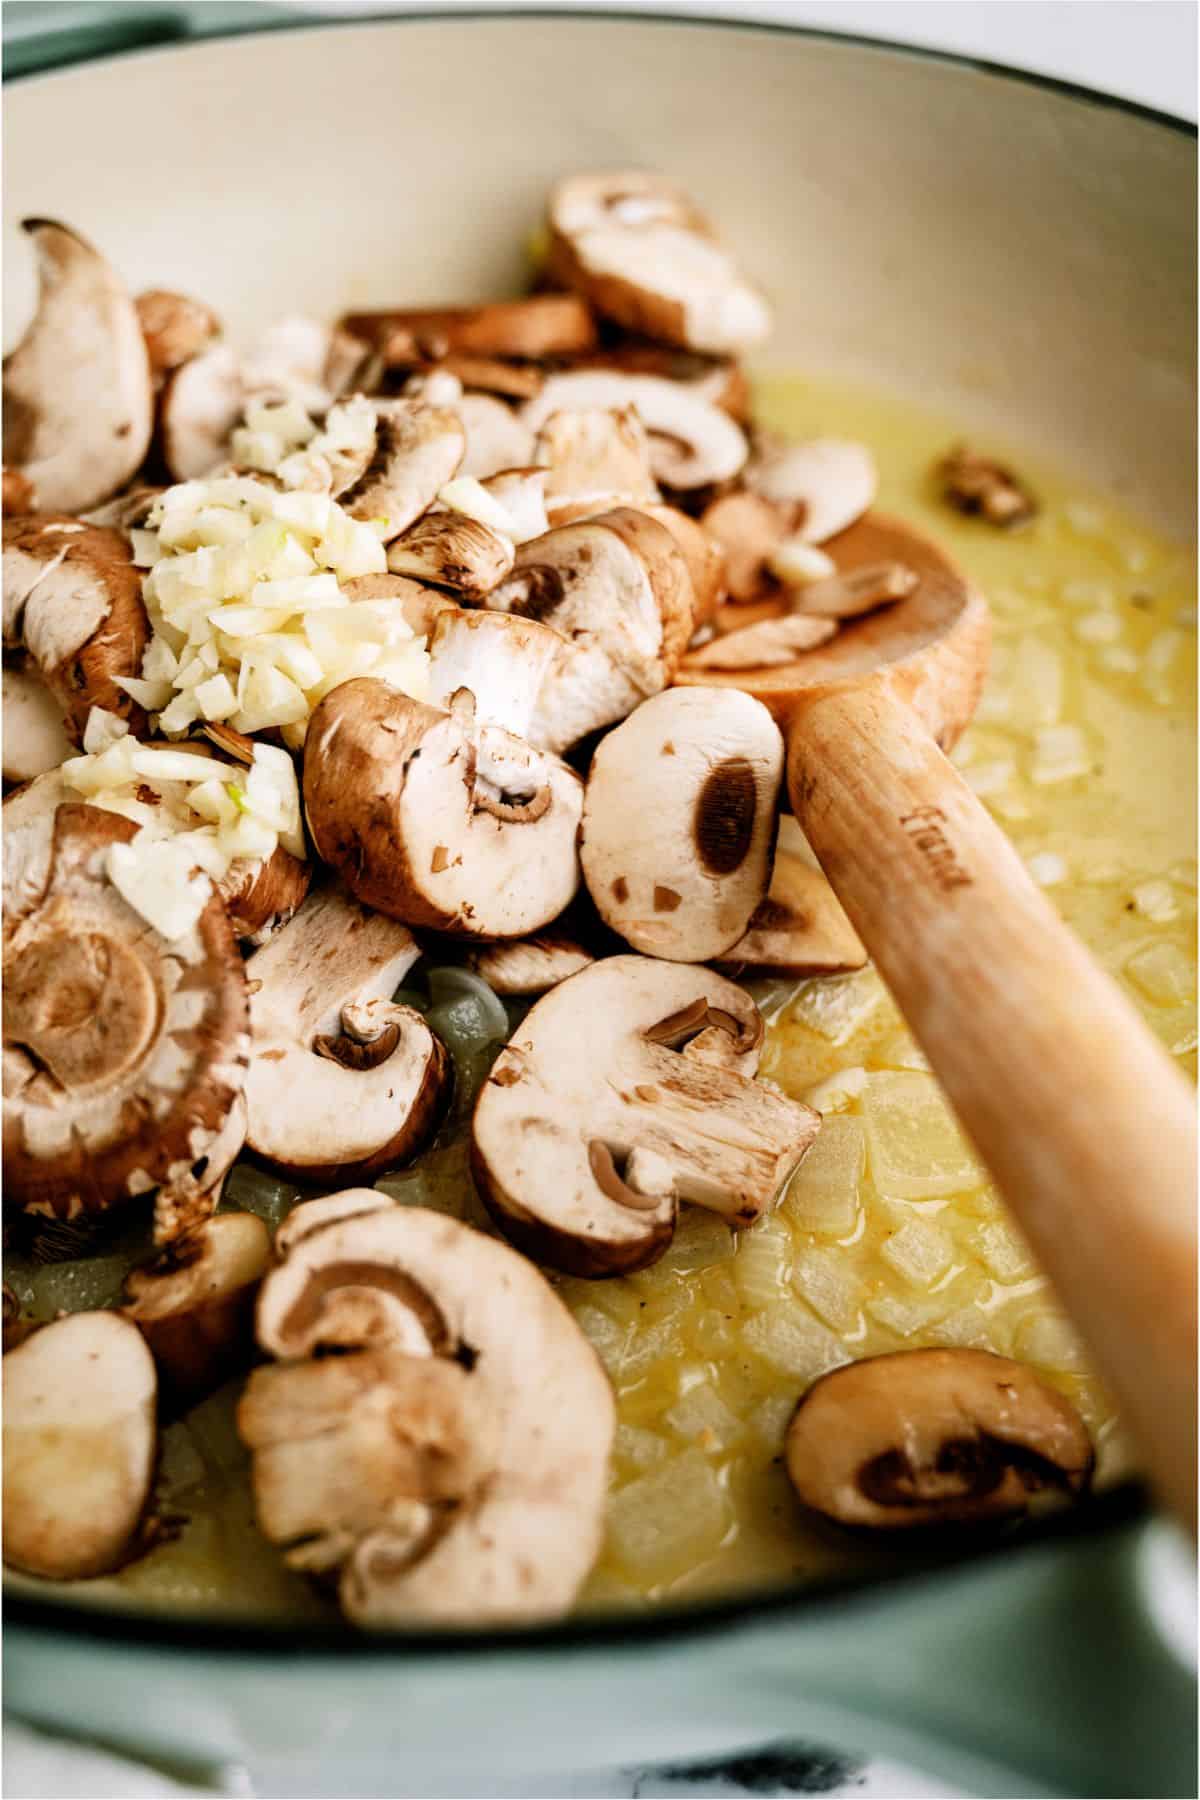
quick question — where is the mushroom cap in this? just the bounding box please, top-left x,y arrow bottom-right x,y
158,343 -> 243,481
340,401 -> 466,541
3,1310 -> 157,1580
581,686 -> 784,961
123,1209 -> 269,1407
2,662 -> 72,785
243,884 -> 450,1181
3,219 -> 154,513
717,850 -> 867,976
387,511 -> 514,601
640,503 -> 726,628
3,805 -> 249,1231
303,677 -> 583,939
472,955 -> 820,1276
547,171 -> 771,356
785,1349 -> 1095,1530
522,372 -> 747,490
3,514 -> 150,741
135,289 -> 221,378
217,843 -> 311,945
241,1199 -> 614,1625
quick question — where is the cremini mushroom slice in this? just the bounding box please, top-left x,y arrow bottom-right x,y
159,343 -> 244,481
135,289 -> 221,378
454,394 -> 537,481
641,503 -> 726,628
522,371 -> 747,490
683,613 -> 838,670
2,663 -> 72,785
788,560 -> 918,620
717,850 -> 867,976
340,572 -> 458,639
473,955 -> 819,1276
745,437 -> 878,544
340,294 -> 598,360
239,1199 -> 614,1626
3,805 -> 249,1241
425,606 -> 564,735
220,843 -> 311,946
547,171 -> 771,355
387,511 -> 514,601
3,220 -> 154,513
338,400 -> 465,541
488,507 -> 694,754
3,1311 -> 157,1580
581,687 -> 784,961
466,934 -> 596,996
2,515 -> 150,742
479,467 -> 550,544
533,405 -> 660,524
123,1210 -> 270,1407
3,467 -> 37,516
785,1349 -> 1094,1530
304,676 -> 583,938
243,885 -> 449,1180
701,490 -> 795,602
571,344 -> 750,420
271,1185 -> 396,1262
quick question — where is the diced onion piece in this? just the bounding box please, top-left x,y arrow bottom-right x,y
232,663 -> 309,735
107,838 -> 212,941
82,707 -> 130,756
131,748 -> 238,784
768,538 -> 836,587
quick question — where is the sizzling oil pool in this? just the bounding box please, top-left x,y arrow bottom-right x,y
7,376 -> 1196,1622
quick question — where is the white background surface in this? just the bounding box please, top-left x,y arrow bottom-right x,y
3,4 -> 1196,1798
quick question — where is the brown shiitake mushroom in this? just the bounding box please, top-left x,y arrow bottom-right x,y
785,1349 -> 1094,1530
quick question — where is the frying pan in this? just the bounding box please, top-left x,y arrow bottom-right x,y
3,11 -> 1196,1796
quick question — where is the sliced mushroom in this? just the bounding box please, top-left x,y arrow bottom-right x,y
272,1186 -> 396,1262
571,344 -> 750,420
488,508 -> 694,754
533,405 -> 660,523
123,1210 -> 270,1407
522,371 -> 747,490
3,515 -> 150,741
159,343 -> 244,481
716,851 -> 867,975
338,400 -> 465,540
426,607 -> 566,738
788,560 -> 918,619
785,1349 -> 1094,1530
479,467 -> 550,544
340,295 -> 597,360
453,394 -> 536,481
340,572 -> 458,639
581,687 -> 783,961
2,663 -> 72,785
745,437 -> 877,544
243,885 -> 449,1180
3,467 -> 37,516
387,511 -> 514,600
239,1198 -> 613,1625
547,171 -> 770,355
219,843 -> 310,946
135,289 -> 221,378
701,490 -> 795,601
3,1311 -> 157,1580
640,503 -> 726,628
3,805 -> 249,1240
3,220 -> 154,513
473,955 -> 819,1275
466,934 -> 596,996
683,613 -> 838,670
304,676 -> 582,938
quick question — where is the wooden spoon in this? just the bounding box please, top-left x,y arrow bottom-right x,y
678,512 -> 1198,1528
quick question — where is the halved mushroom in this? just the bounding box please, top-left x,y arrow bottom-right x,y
745,437 -> 877,544
135,289 -> 221,379
238,1199 -> 614,1625
304,676 -> 582,938
522,371 -> 747,490
547,171 -> 771,355
2,663 -> 72,784
785,1349 -> 1094,1530
387,511 -> 514,600
533,405 -> 660,524
3,1311 -> 157,1580
717,851 -> 866,976
466,934 -> 596,996
473,955 -> 820,1275
159,343 -> 244,481
488,508 -> 694,753
339,294 -> 598,360
426,607 -> 566,737
581,687 -> 784,961
3,220 -> 154,513
123,1210 -> 270,1407
3,805 -> 249,1240
243,884 -> 449,1181
338,401 -> 465,540
3,515 -> 150,742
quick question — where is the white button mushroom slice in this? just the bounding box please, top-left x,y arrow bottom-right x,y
336,401 -> 465,541
159,343 -> 245,481
465,935 -> 596,997
3,220 -> 154,513
2,663 -> 73,784
533,405 -> 660,524
122,1210 -> 270,1408
239,1201 -> 614,1625
547,170 -> 771,355
2,805 -> 249,1240
716,850 -> 867,976
478,467 -> 549,545
745,438 -> 878,545
453,394 -> 537,481
243,886 -> 450,1182
472,955 -> 820,1277
3,1311 -> 157,1580
488,508 -> 694,754
272,1187 -> 398,1262
521,372 -> 747,490
135,289 -> 221,379
339,295 -> 599,361
387,511 -> 514,601
683,614 -> 839,670
427,608 -> 567,740
787,560 -> 918,619
3,517 -> 151,741
581,687 -> 783,962
303,677 -> 583,939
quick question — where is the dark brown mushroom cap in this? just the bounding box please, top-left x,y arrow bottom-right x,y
785,1348 -> 1094,1530
2,805 -> 249,1233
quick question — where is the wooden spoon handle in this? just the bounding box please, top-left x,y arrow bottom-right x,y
787,682 -> 1197,1528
